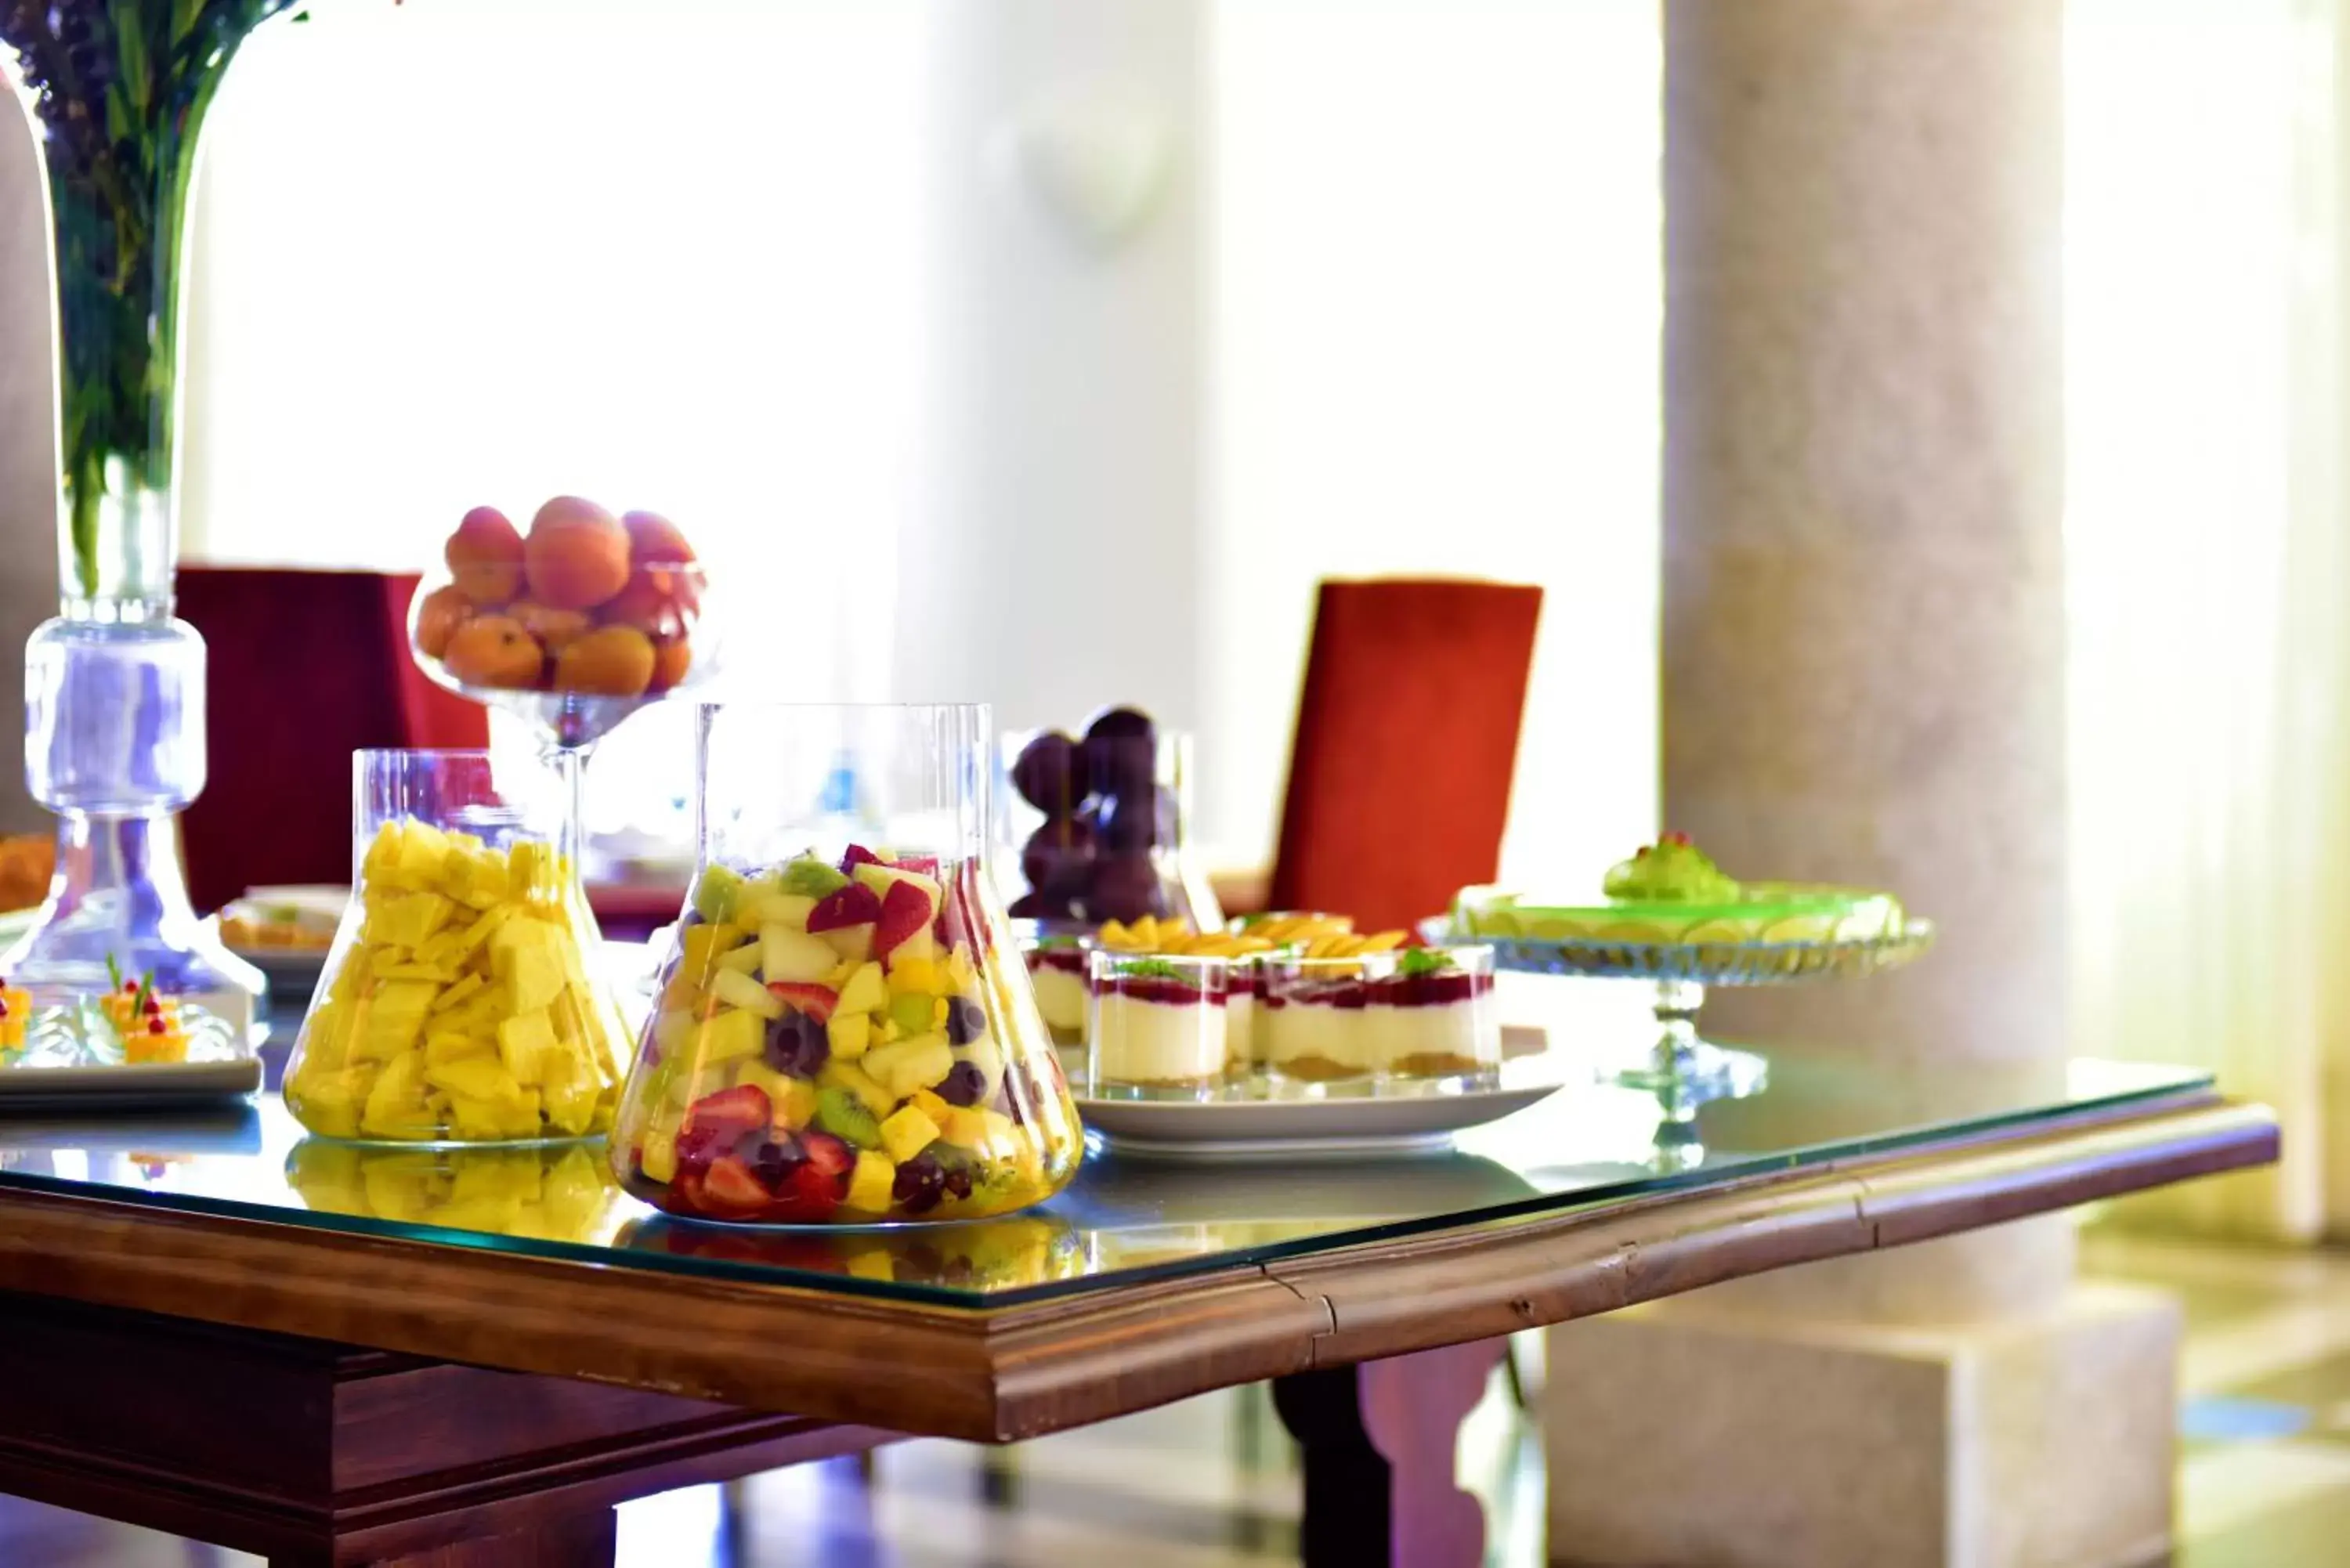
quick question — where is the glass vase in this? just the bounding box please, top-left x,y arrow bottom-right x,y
0,5 -> 299,1030
611,703 -> 1085,1227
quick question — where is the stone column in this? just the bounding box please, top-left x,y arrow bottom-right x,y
1543,6 -> 2181,1566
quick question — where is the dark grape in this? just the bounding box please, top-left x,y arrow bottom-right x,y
736,1133 -> 807,1190
1083,732 -> 1156,803
1021,817 -> 1098,896
939,1060 -> 988,1105
1084,706 -> 1155,744
1082,854 -> 1160,923
945,997 -> 988,1046
1008,890 -> 1075,919
763,1011 -> 830,1078
1010,731 -> 1079,813
892,1152 -> 946,1215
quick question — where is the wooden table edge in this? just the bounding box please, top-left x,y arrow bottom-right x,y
0,1089 -> 2274,1442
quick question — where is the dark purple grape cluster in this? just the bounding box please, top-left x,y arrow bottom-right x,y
1007,706 -> 1177,926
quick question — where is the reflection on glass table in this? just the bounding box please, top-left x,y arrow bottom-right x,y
0,1048 -> 2211,1306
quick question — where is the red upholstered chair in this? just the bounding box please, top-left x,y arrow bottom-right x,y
175,568 -> 488,913
1268,579 -> 1544,934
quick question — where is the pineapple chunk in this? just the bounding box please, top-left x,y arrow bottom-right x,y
425,1031 -> 493,1065
640,1123 -> 682,1183
699,1006 -> 765,1065
844,1150 -> 896,1215
424,1055 -> 525,1105
941,1107 -> 990,1149
428,973 -> 486,1016
887,956 -> 939,996
709,966 -> 783,1019
392,821 -> 453,888
826,1011 -> 871,1060
497,1010 -> 559,1086
880,1104 -> 942,1164
761,926 -> 837,985
715,941 -> 766,976
835,962 -> 888,1017
360,1051 -> 428,1136
909,1088 -> 951,1124
353,981 -> 439,1063
863,1032 -> 954,1100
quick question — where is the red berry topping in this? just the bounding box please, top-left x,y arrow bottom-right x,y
121,980 -> 139,994
147,1017 -> 166,1035
144,996 -> 162,1014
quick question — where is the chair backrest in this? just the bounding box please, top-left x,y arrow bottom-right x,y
175,566 -> 488,912
1269,578 -> 1544,934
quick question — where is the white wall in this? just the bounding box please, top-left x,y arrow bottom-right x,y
901,0 -> 1207,734
1205,0 -> 1662,877
168,0 -> 1662,887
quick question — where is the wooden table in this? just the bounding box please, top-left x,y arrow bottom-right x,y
0,1052 -> 2272,1567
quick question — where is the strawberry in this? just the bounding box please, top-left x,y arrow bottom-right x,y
767,981 -> 840,1022
769,1162 -> 844,1222
889,854 -> 940,879
805,882 -> 882,933
839,844 -> 885,873
683,1083 -> 772,1142
799,1128 -> 855,1182
873,880 -> 932,960
701,1156 -> 773,1212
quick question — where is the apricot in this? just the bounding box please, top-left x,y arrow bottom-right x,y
523,496 -> 631,610
441,616 -> 545,689
601,574 -> 686,642
553,625 -> 657,697
622,512 -> 701,611
508,599 -> 593,654
412,583 -> 475,660
648,637 -> 693,692
622,510 -> 696,565
445,506 -> 524,605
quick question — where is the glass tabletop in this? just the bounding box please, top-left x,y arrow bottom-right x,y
0,1036 -> 2209,1310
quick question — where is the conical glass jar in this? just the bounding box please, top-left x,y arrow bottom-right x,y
612,703 -> 1084,1227
285,750 -> 626,1144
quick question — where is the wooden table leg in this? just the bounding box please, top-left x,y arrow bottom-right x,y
269,1506 -> 616,1568
1272,1339 -> 1507,1568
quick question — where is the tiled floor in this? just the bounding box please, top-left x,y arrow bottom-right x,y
6,1232 -> 2348,1566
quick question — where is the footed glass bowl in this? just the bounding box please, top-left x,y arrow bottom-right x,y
1423,916 -> 1934,1129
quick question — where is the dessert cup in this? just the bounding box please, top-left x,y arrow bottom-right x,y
610,703 -> 1083,1226
284,750 -> 626,1145
1087,951 -> 1234,1097
1258,946 -> 1499,1089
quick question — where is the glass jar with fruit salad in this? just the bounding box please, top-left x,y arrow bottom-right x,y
284,750 -> 627,1144
610,703 -> 1084,1227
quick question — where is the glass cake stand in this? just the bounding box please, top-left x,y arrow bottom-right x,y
1433,920 -> 1937,1151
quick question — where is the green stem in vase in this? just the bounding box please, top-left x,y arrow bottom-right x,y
7,0 -> 302,603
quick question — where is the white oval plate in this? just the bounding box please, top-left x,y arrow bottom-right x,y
1073,1081 -> 1566,1162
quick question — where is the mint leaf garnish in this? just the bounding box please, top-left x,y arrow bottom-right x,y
1397,947 -> 1455,977
1119,959 -> 1190,983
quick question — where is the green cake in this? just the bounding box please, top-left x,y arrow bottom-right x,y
1452,834 -> 1906,947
